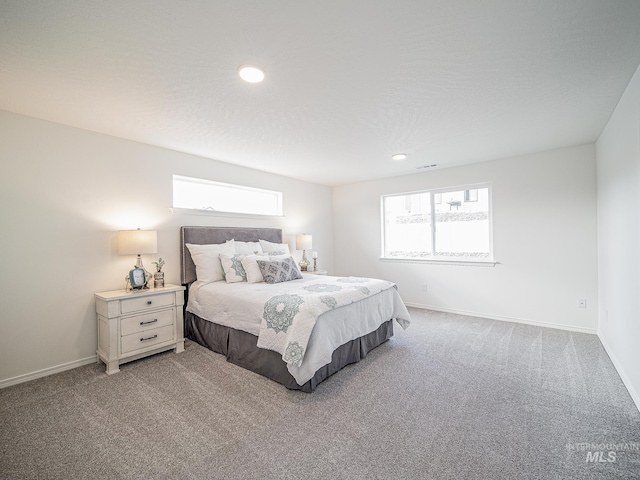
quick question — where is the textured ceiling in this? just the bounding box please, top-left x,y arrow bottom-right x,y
2,1 -> 640,186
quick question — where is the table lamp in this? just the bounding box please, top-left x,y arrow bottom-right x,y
118,229 -> 157,290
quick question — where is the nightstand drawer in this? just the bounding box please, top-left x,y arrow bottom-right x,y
121,293 -> 174,314
121,325 -> 175,354
121,309 -> 174,336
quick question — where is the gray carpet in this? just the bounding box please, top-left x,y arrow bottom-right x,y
1,308 -> 639,480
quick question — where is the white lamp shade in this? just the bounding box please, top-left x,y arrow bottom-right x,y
296,234 -> 312,250
118,229 -> 157,255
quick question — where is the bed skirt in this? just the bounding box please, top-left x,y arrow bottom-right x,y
184,311 -> 394,392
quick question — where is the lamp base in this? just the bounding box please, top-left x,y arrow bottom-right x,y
125,278 -> 151,292
299,250 -> 310,272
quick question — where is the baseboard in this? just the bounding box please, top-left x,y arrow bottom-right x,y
404,303 -> 598,335
0,355 -> 98,389
596,332 -> 640,413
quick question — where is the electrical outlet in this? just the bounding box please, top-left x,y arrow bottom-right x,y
421,283 -> 428,292
577,299 -> 587,309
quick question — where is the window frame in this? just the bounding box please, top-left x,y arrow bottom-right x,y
380,182 -> 496,266
171,175 -> 284,218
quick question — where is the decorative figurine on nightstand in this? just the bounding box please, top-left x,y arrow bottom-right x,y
152,257 -> 165,288
312,251 -> 318,272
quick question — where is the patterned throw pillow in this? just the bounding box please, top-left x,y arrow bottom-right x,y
256,257 -> 303,284
219,254 -> 247,283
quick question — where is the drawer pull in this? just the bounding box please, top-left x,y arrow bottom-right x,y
139,319 -> 158,326
147,301 -> 152,305
140,334 -> 158,342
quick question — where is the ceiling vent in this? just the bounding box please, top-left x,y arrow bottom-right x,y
416,164 -> 438,170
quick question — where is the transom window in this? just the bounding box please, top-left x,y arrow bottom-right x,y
172,175 -> 283,216
381,184 -> 493,262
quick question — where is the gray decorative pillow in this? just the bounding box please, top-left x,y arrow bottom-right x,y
257,257 -> 303,284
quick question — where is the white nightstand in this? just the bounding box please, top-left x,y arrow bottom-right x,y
95,284 -> 185,374
304,269 -> 328,275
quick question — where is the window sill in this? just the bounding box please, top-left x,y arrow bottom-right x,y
171,207 -> 285,219
379,257 -> 499,267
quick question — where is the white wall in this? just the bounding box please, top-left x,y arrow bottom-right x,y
596,64 -> 640,410
0,109 -> 611,387
0,110 -> 333,385
333,144 -> 598,332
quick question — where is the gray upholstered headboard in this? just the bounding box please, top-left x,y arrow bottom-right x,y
180,226 -> 283,285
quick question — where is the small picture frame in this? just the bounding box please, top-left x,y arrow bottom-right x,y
128,266 -> 148,290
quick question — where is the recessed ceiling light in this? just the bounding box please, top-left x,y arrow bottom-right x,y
238,65 -> 265,83
391,153 -> 407,161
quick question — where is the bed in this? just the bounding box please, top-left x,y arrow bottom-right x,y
180,226 -> 411,392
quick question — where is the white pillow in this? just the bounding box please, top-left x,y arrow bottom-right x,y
259,239 -> 290,255
241,253 -> 270,283
233,240 -> 264,255
219,254 -> 247,283
186,242 -> 236,284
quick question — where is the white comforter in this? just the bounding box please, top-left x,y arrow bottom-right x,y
187,275 -> 411,385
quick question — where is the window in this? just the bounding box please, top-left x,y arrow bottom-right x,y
381,184 -> 492,262
172,175 -> 283,216
464,189 -> 478,202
